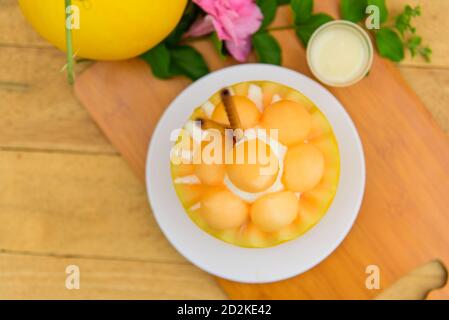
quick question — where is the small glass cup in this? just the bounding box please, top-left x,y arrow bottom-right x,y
306,20 -> 374,87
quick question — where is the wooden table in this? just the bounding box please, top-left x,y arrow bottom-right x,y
0,0 -> 448,299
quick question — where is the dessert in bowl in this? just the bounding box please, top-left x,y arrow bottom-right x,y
170,81 -> 340,248
146,64 -> 364,283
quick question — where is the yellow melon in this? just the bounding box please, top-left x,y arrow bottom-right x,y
171,81 -> 340,248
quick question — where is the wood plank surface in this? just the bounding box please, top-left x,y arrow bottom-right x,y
74,2 -> 449,300
400,67 -> 449,134
0,0 -> 448,299
391,0 -> 449,68
0,150 -> 183,263
0,0 -> 49,48
0,252 -> 225,299
0,47 -> 114,154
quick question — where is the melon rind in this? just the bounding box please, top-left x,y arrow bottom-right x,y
170,81 -> 340,248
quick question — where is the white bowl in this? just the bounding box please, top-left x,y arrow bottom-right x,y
146,64 -> 365,283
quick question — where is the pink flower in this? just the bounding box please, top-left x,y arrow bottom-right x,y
186,0 -> 263,62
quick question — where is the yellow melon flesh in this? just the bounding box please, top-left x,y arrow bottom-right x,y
308,110 -> 332,140
310,133 -> 339,164
200,188 -> 248,230
283,89 -> 315,112
283,144 -> 325,192
261,100 -> 312,146
170,129 -> 198,165
171,163 -> 195,177
212,96 -> 260,129
296,197 -> 324,232
260,81 -> 289,109
195,163 -> 225,186
226,139 -> 279,193
172,80 -> 340,248
174,184 -> 204,208
250,191 -> 299,232
195,137 -> 225,186
240,223 -> 269,247
233,82 -> 250,96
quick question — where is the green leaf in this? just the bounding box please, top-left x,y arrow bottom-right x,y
165,2 -> 200,46
257,0 -> 278,29
210,32 -> 227,59
375,28 -> 404,62
367,0 -> 388,24
395,5 -> 421,36
141,43 -> 174,79
406,35 -> 421,57
405,35 -> 432,62
169,45 -> 210,80
419,47 -> 432,62
390,5 -> 430,63
276,0 -> 290,5
252,32 -> 282,65
295,13 -> 333,46
291,0 -> 313,24
340,0 -> 367,22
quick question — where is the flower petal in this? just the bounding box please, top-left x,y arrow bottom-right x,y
193,0 -> 218,15
225,37 -> 252,62
185,15 -> 215,38
211,15 -> 232,40
193,0 -> 262,55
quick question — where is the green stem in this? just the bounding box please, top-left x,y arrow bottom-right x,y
266,25 -> 296,32
65,0 -> 74,85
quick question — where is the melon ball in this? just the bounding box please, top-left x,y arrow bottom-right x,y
195,163 -> 225,186
226,139 -> 279,193
212,96 -> 261,129
195,136 -> 225,185
250,191 -> 299,232
283,144 -> 325,192
200,188 -> 248,230
261,100 -> 312,145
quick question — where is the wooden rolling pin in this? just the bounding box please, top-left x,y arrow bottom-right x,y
376,260 -> 448,300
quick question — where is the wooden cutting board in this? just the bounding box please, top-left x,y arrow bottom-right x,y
74,2 -> 449,299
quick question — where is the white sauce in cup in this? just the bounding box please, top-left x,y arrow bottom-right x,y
307,20 -> 373,87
